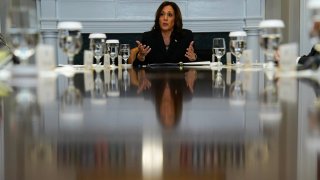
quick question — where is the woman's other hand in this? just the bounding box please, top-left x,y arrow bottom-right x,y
185,41 -> 197,61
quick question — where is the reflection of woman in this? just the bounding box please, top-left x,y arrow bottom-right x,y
130,69 -> 195,128
133,1 -> 197,67
154,79 -> 183,128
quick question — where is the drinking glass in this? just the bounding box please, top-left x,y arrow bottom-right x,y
89,33 -> 106,66
106,39 -> 119,68
259,76 -> 282,122
229,81 -> 245,106
212,38 -> 226,66
91,71 -> 107,105
57,21 -> 83,65
259,20 -> 285,69
212,68 -> 225,98
229,31 -> 247,66
14,87 -> 41,123
60,77 -> 83,124
107,69 -> 120,97
229,69 -> 245,106
120,44 -> 130,66
6,0 -> 39,64
122,68 -> 130,92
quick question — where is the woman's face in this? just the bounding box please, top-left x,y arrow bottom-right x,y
159,5 -> 175,32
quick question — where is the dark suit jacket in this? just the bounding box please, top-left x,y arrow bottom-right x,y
0,34 -> 6,49
298,46 -> 320,65
133,29 -> 195,67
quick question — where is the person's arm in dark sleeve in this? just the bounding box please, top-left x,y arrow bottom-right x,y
298,45 -> 319,65
133,33 -> 150,67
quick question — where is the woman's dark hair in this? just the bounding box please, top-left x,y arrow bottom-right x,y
152,1 -> 183,33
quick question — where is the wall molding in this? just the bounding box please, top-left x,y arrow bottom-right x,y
39,18 -> 250,33
38,0 -> 264,33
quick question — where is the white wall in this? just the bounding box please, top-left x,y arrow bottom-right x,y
37,0 -> 265,64
3,0 -> 313,61
300,0 -> 313,55
39,0 -> 264,33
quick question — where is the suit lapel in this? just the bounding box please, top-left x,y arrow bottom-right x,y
156,31 -> 167,55
167,37 -> 178,56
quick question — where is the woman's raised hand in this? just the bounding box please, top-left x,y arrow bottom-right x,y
136,41 -> 151,61
185,41 -> 197,61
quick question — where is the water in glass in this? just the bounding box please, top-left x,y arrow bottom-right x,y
57,22 -> 83,65
230,39 -> 246,65
259,20 -> 284,69
212,38 -> 225,66
89,33 -> 106,65
120,44 -> 130,65
106,40 -> 119,67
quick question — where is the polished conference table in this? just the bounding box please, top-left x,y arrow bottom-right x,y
2,64 -> 320,180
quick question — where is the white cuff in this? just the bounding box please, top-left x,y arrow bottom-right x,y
296,57 -> 300,64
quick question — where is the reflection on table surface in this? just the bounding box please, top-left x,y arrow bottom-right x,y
1,66 -> 320,180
